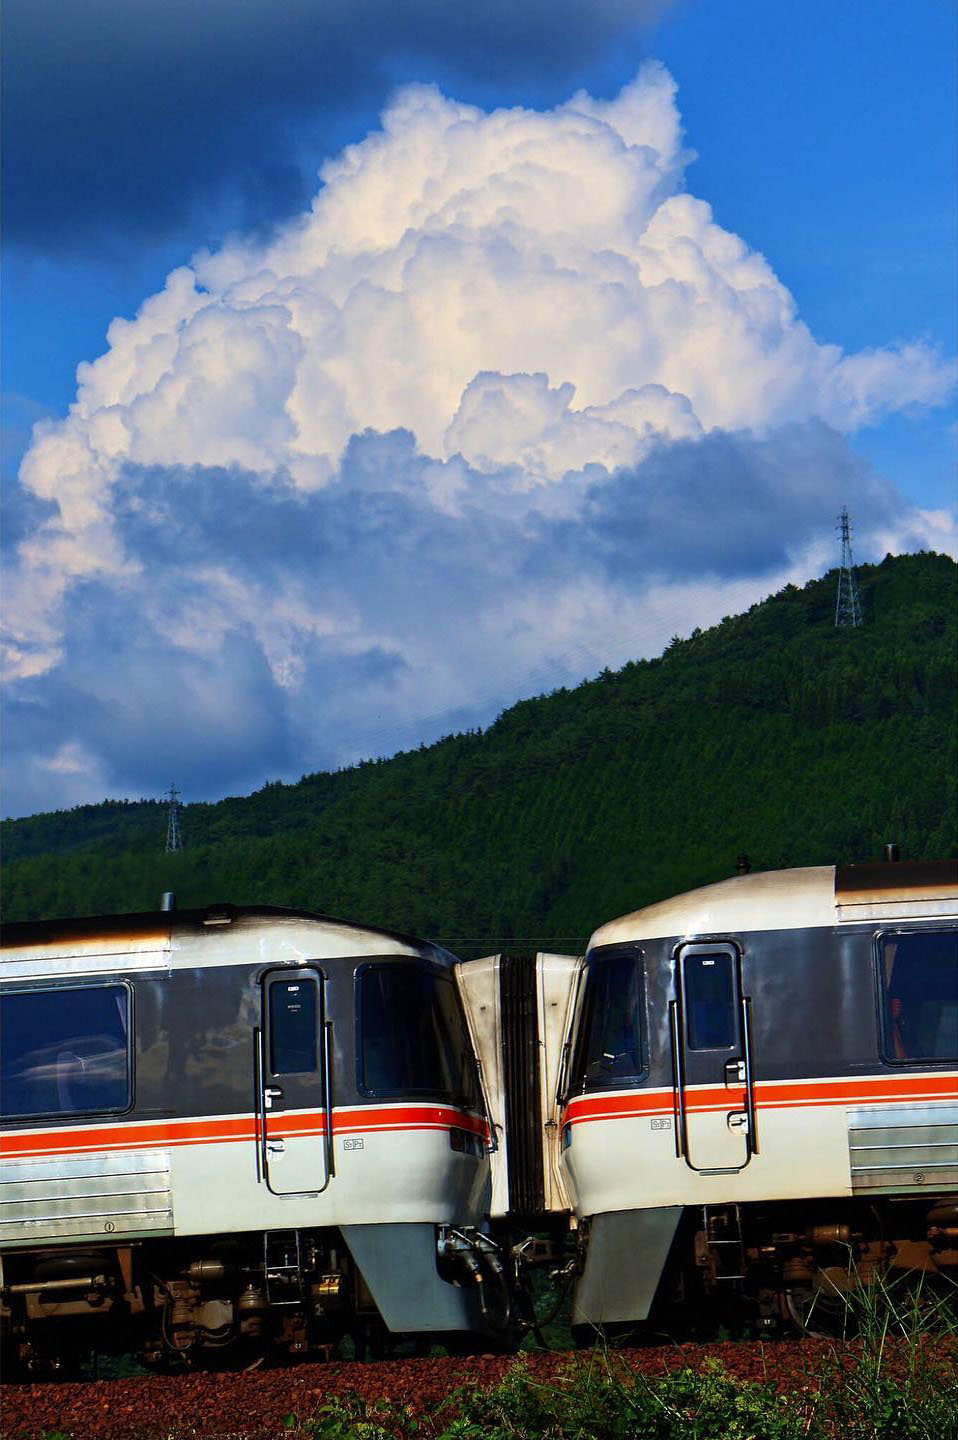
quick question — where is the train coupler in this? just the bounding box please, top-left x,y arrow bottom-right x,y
437,1227 -> 509,1324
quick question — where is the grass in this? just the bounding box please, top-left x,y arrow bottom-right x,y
287,1359 -> 813,1439
291,1265 -> 958,1440
289,1340 -> 957,1440
808,1265 -> 958,1440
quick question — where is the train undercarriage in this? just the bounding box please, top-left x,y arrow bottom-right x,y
629,1194 -> 958,1342
4,1195 -> 956,1375
0,1223 -> 516,1378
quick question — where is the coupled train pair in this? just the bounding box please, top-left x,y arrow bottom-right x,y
1,859 -> 956,1372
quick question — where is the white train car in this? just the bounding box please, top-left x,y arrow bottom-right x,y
557,860 -> 958,1332
0,905 -> 501,1371
462,861 -> 958,1334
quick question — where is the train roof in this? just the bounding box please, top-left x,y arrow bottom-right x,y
0,904 -> 455,981
589,861 -> 958,949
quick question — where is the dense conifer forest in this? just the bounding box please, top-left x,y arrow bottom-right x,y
3,551 -> 955,950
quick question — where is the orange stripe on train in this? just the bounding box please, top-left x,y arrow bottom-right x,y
0,1103 -> 489,1160
562,1073 -> 958,1126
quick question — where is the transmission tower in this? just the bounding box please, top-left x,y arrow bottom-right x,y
835,506 -> 862,628
165,783 -> 182,853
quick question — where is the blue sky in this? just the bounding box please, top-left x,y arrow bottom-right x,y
2,0 -> 955,816
5,0 -> 955,499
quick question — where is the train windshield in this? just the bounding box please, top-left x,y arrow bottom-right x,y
880,929 -> 958,1062
569,947 -> 645,1092
359,962 -> 481,1107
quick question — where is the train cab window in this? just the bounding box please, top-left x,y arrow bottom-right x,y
879,930 -> 958,1063
569,948 -> 645,1091
360,963 -> 481,1107
0,984 -> 131,1119
268,978 -> 318,1074
684,950 -> 737,1050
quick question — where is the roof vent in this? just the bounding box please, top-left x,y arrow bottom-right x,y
160,892 -> 176,911
202,904 -> 236,926
884,843 -> 900,864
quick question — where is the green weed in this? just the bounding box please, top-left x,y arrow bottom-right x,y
813,1264 -> 958,1440
295,1391 -> 421,1439
295,1276 -> 958,1440
297,1357 -> 812,1440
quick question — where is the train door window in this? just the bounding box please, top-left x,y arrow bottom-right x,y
268,978 -> 319,1074
359,963 -> 480,1106
684,951 -> 736,1050
0,983 -> 131,1119
879,930 -> 958,1063
568,947 -> 645,1091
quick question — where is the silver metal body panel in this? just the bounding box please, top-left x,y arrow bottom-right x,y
1,1150 -> 173,1243
3,948 -> 172,983
571,1207 -> 682,1326
847,1104 -> 958,1192
837,899 -> 956,924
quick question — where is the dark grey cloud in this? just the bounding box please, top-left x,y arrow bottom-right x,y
3,0 -> 671,254
561,421 -> 897,580
113,422 -> 895,600
6,591 -> 296,804
110,430 -> 524,609
2,419 -> 910,816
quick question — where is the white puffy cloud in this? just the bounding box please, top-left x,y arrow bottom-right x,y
445,374 -> 702,482
2,64 -> 955,814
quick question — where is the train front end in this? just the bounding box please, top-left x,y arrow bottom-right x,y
0,906 -> 503,1373
556,862 -> 958,1335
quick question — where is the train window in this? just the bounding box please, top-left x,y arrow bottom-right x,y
359,964 -> 481,1106
684,951 -> 736,1050
0,984 -> 131,1119
569,948 -> 645,1091
879,930 -> 958,1063
269,979 -> 318,1075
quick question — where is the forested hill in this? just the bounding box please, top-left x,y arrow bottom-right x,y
3,551 -> 955,943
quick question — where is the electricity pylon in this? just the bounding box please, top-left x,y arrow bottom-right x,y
835,507 -> 862,628
165,783 -> 182,852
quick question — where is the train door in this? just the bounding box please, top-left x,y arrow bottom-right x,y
671,943 -> 757,1174
257,968 -> 332,1195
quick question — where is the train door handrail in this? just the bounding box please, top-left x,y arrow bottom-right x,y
740,994 -> 758,1157
668,999 -> 688,1162
322,1017 -> 335,1182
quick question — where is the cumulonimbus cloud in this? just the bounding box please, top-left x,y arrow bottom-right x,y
2,64 -> 955,815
